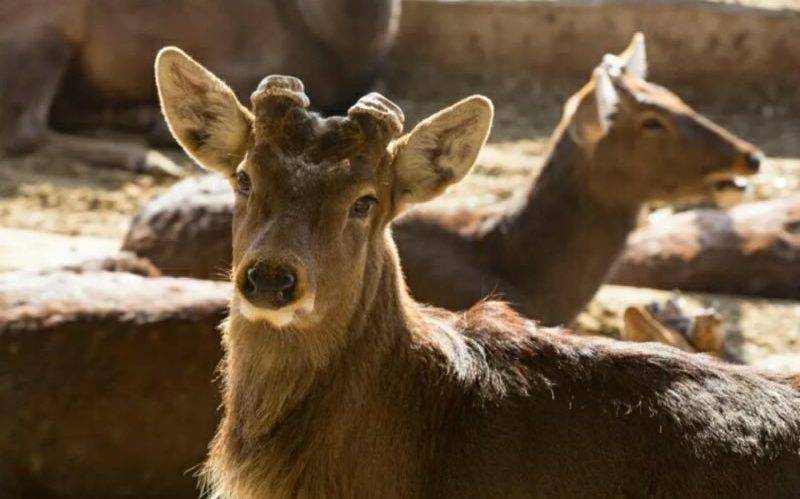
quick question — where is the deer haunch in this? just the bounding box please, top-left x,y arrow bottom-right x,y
0,0 -> 399,174
153,47 -> 800,498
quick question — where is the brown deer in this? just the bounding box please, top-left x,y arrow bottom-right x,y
156,48 -> 800,498
0,0 -> 398,175
394,33 -> 763,326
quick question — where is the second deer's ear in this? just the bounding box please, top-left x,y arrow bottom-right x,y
568,67 -> 619,150
391,96 -> 493,211
155,47 -> 253,176
620,32 -> 648,81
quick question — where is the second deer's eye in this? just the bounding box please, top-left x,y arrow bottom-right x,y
640,117 -> 666,131
236,171 -> 251,196
350,195 -> 377,218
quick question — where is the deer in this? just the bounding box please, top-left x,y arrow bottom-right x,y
0,0 -> 398,176
393,33 -> 764,326
156,47 -> 800,498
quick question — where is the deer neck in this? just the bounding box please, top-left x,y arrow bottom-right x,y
209,236 -> 430,497
484,125 -> 642,326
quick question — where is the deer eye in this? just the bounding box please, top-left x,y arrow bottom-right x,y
350,195 -> 377,218
640,117 -> 666,131
236,170 -> 251,196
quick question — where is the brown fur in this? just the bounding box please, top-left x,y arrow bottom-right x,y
155,49 -> 800,498
394,37 -> 762,326
0,0 -> 399,173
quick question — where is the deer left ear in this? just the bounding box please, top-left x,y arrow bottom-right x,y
568,66 -> 619,149
392,95 -> 493,210
155,47 -> 253,176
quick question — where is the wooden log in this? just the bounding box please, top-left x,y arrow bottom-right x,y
610,195 -> 800,299
0,271 -> 229,498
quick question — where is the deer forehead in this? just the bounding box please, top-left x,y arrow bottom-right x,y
254,109 -> 358,156
243,144 -> 382,197
244,104 -> 391,171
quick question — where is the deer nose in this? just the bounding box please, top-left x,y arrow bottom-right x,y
745,151 -> 763,173
241,263 -> 297,307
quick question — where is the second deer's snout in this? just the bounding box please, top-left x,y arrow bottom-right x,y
240,262 -> 299,308
744,150 -> 763,173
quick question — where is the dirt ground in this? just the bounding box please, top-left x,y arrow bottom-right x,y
1,75 -> 799,362
4,77 -> 800,237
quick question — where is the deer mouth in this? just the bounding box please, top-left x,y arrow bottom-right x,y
704,173 -> 751,208
236,292 -> 317,328
709,175 -> 749,193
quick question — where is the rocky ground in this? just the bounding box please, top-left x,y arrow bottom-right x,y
1,75 -> 799,363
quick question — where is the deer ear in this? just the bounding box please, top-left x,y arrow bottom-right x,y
155,47 -> 252,175
392,95 -> 493,209
568,67 -> 619,148
621,32 -> 648,80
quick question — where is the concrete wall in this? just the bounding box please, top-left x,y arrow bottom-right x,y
394,1 -> 800,103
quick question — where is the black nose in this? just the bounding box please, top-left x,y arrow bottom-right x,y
745,151 -> 762,173
242,263 -> 297,307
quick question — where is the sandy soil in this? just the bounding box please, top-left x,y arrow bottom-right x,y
4,79 -> 800,237
0,150 -> 180,238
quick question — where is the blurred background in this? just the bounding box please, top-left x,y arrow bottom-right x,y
1,0 -> 799,497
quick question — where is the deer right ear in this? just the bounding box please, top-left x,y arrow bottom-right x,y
155,47 -> 253,175
391,96 -> 493,211
568,67 -> 619,150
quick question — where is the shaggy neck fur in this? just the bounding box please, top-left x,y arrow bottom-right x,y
204,235 -> 435,498
484,123 -> 641,325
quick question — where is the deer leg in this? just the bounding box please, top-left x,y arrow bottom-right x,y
0,29 -> 182,177
38,132 -> 184,177
0,28 -> 70,153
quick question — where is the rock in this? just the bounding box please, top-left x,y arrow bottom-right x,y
610,195 -> 800,299
0,271 -> 230,498
122,175 -> 233,280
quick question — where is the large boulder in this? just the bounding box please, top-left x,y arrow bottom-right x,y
122,175 -> 233,280
610,195 -> 800,299
0,271 -> 230,498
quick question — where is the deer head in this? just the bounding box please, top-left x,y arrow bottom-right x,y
155,47 -> 492,333
564,33 -> 762,206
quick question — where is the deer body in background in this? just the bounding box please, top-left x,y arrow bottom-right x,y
0,0 -> 399,175
394,34 -> 762,326
157,48 -> 799,498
